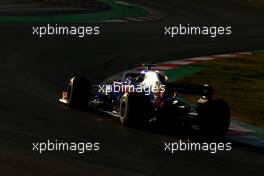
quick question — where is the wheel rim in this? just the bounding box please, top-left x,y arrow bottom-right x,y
67,85 -> 72,100
120,101 -> 126,118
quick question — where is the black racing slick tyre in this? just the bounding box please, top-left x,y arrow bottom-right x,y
196,99 -> 230,136
119,93 -> 152,126
67,77 -> 90,109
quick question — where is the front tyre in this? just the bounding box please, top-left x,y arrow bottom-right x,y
119,93 -> 152,126
67,77 -> 90,109
196,99 -> 230,136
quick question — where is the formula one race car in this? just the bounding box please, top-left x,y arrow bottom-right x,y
60,64 -> 230,136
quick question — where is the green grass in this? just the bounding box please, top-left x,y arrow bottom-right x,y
0,0 -> 147,23
248,0 -> 264,3
242,0 -> 264,6
175,53 -> 264,127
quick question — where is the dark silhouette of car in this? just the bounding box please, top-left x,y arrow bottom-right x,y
60,64 -> 230,136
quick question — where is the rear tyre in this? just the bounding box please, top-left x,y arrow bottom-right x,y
119,93 -> 152,126
67,77 -> 90,109
196,99 -> 230,136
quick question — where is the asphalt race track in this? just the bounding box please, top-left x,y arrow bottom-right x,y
0,0 -> 264,175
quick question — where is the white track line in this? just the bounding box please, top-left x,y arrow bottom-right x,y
125,17 -> 144,22
183,57 -> 216,61
160,60 -> 194,65
137,16 -> 155,20
101,19 -> 127,22
154,66 -> 175,70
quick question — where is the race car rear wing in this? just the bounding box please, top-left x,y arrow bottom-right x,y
166,83 -> 214,100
